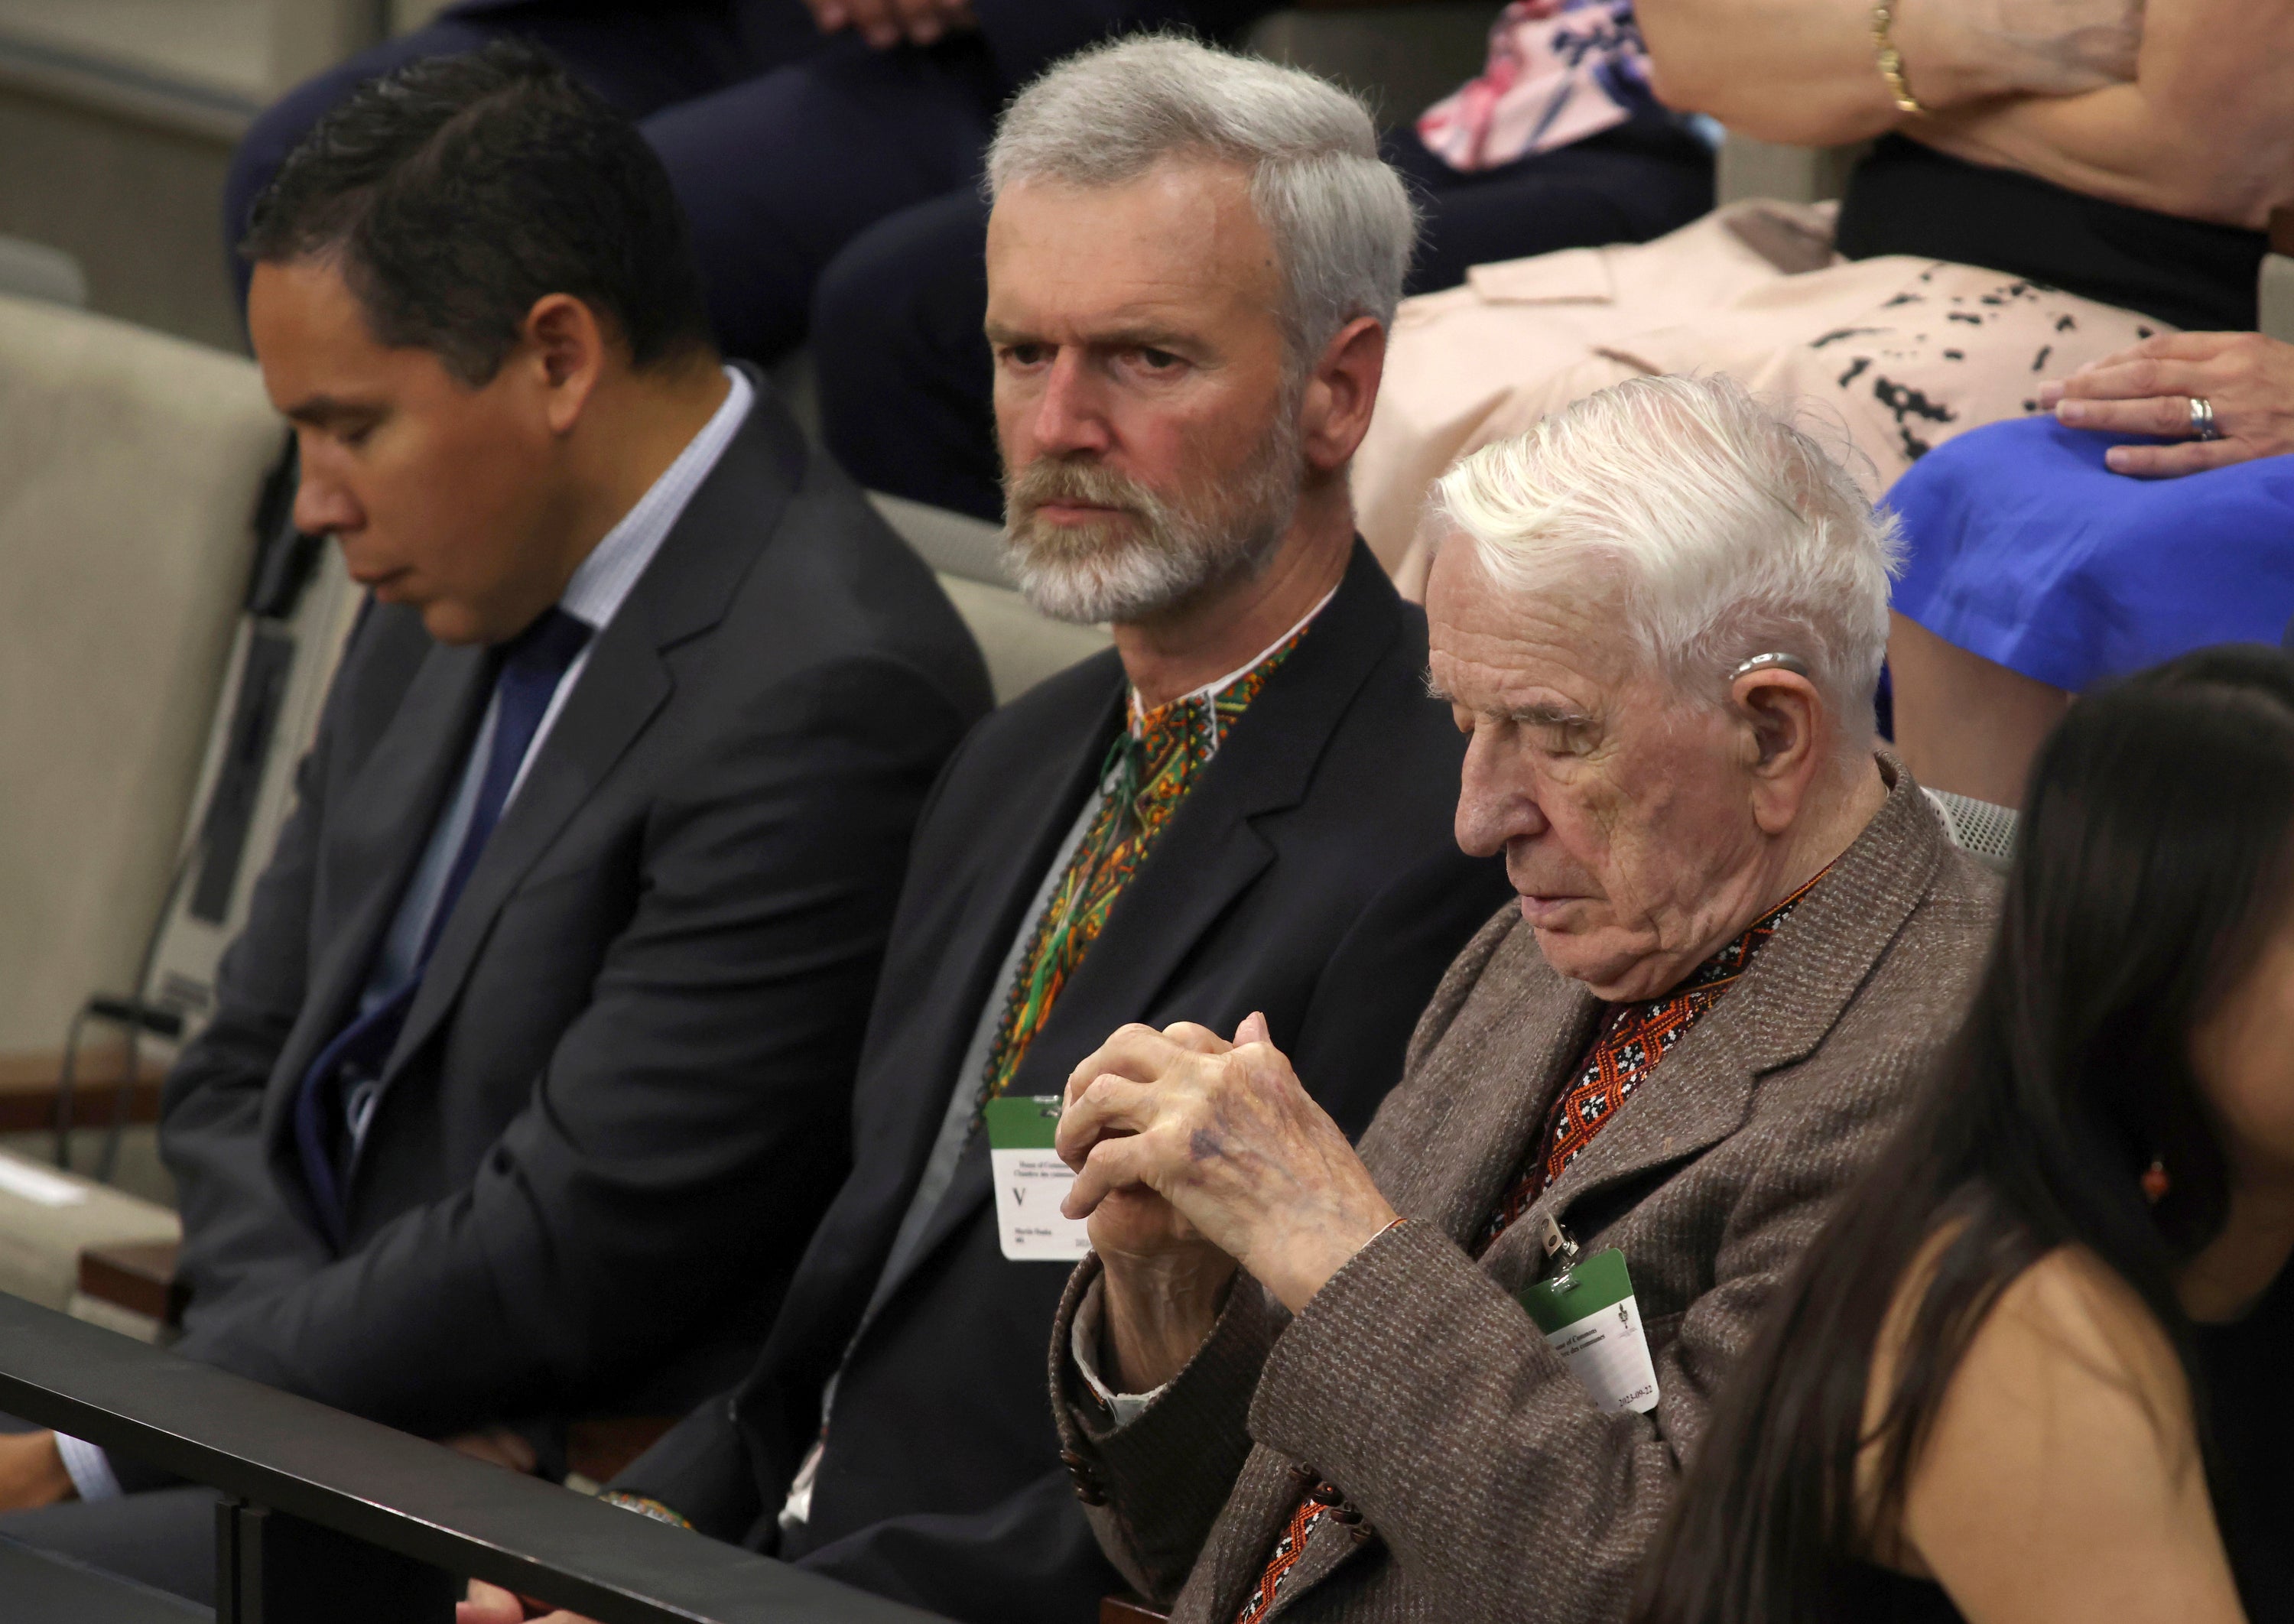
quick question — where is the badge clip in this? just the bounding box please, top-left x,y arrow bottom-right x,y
1537,1213 -> 1583,1291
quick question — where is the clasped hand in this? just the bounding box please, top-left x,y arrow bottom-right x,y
1057,1015 -> 1396,1320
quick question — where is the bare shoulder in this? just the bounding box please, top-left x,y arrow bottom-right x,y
1868,1242 -> 2246,1623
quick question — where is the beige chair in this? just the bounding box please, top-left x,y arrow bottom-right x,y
0,235 -> 86,310
2261,209 -> 2294,343
0,294 -> 281,1058
1924,788 -> 2017,872
141,544 -> 363,1042
0,294 -> 277,1298
0,1148 -> 177,1325
866,492 -> 1112,703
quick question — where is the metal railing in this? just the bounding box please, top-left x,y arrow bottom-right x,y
0,1292 -> 950,1624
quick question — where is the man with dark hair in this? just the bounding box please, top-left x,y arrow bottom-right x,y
0,41 -> 990,1603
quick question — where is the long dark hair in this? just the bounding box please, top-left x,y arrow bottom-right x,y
1637,644 -> 2294,1624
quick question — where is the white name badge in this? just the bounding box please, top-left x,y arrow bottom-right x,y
983,1095 -> 1093,1262
1516,1248 -> 1661,1415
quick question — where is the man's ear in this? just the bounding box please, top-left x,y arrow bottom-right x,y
1300,315 -> 1386,476
1732,669 -> 1826,836
520,293 -> 609,436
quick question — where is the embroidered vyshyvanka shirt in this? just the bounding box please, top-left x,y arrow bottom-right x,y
1233,866 -> 1828,1624
974,612 -> 1318,1110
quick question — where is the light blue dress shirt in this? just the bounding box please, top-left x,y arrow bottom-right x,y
58,367 -> 755,1505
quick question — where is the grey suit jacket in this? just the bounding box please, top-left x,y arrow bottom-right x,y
154,374 -> 992,1449
1049,758 -> 2001,1624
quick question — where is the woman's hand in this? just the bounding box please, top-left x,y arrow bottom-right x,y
2040,332 -> 2294,476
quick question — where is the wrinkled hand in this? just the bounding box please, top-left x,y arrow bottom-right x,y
2039,332 -> 2294,476
801,0 -> 976,48
1059,1015 -> 1396,1315
0,1431 -> 73,1512
445,1427 -> 539,1476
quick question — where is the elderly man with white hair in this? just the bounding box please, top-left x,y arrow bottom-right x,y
1047,373 -> 2003,1624
462,34 -> 1510,1624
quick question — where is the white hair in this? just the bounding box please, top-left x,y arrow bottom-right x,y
1431,374 -> 1903,729
986,34 -> 1415,367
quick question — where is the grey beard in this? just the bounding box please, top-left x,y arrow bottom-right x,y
1000,417 -> 1303,625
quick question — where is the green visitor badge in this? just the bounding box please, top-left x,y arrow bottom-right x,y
983,1095 -> 1093,1262
1516,1247 -> 1661,1415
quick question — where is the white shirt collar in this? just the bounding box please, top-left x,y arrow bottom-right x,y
557,364 -> 754,634
1126,581 -> 1340,747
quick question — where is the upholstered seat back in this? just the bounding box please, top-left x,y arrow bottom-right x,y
0,294 -> 280,1051
867,492 -> 1112,703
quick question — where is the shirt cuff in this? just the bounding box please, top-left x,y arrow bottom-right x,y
54,1433 -> 122,1502
1071,1274 -> 1169,1427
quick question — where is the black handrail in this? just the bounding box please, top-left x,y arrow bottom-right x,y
0,1292 -> 949,1623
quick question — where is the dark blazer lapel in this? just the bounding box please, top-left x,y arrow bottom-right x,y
262,639 -> 489,1142
853,671 -> 1126,1254
382,374 -> 808,1078
1509,760 -> 1947,1252
878,544 -> 1407,1289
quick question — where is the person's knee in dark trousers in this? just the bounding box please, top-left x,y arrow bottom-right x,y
1383,111 -> 1714,295
220,2 -> 771,315
645,31 -> 999,366
2,1486 -> 220,1606
813,187 -> 1002,521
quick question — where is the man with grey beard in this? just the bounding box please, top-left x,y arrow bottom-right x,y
467,37 -> 1509,1624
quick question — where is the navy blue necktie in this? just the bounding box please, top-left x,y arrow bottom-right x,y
294,607 -> 593,1246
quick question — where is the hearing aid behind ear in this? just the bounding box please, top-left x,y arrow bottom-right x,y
1729,652 -> 1811,681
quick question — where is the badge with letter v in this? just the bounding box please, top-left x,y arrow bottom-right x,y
984,1095 -> 1093,1261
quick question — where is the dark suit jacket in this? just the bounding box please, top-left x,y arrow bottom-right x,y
1050,761 -> 2002,1624
154,373 -> 992,1455
616,541 -> 1513,1624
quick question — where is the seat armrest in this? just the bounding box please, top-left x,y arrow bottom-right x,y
0,1047 -> 167,1134
77,1239 -> 186,1329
